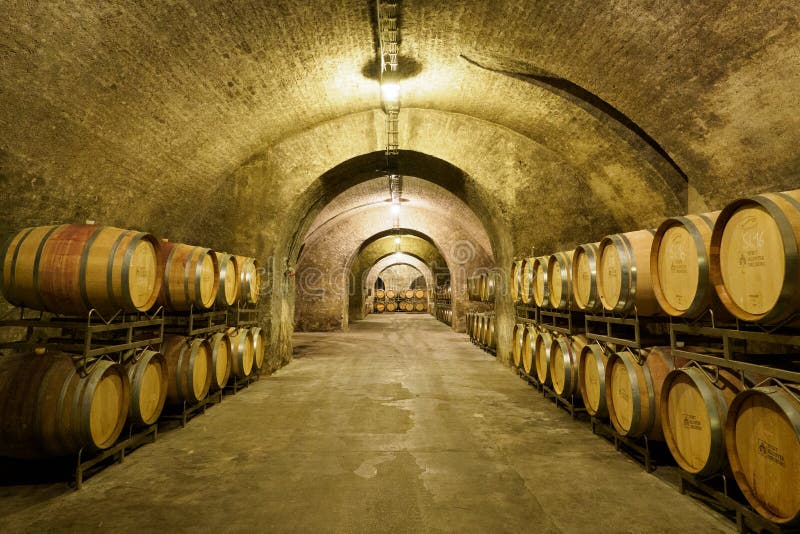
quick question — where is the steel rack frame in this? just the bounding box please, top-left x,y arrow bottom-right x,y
584,308 -> 669,349
74,424 -> 158,489
160,390 -> 224,428
590,416 -> 661,473
538,309 -> 585,336
541,383 -> 587,419
163,305 -> 228,337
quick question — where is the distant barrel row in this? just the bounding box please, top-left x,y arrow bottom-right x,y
435,307 -> 453,325
376,289 -> 427,300
467,273 -> 497,302
0,223 -> 261,316
0,326 -> 266,459
511,188 -> 800,323
375,301 -> 427,312
511,322 -> 800,525
466,312 -> 496,350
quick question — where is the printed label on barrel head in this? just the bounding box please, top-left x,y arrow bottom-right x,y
757,439 -> 785,467
682,413 -> 702,431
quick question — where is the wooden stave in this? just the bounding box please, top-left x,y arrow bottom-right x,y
227,328 -> 255,379
660,365 -> 743,477
533,330 -> 554,384
548,250 -> 575,310
605,347 -> 675,440
571,242 -> 602,313
520,257 -> 536,304
0,352 -> 130,458
214,253 -> 240,308
249,327 -> 266,372
512,323 -> 525,367
0,224 -> 163,316
724,386 -> 800,525
521,324 -> 538,375
127,349 -> 168,426
549,335 -> 587,397
710,190 -> 800,324
579,343 -> 609,417
160,243 -> 220,311
483,316 -> 496,349
598,230 -> 660,316
234,256 -> 261,305
651,213 -> 722,319
532,256 -> 551,308
162,336 -> 212,404
207,332 -> 233,391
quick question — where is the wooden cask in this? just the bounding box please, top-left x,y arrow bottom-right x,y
710,189 -> 800,324
405,290 -> 414,299
482,273 -> 497,302
0,224 -> 162,316
127,349 -> 167,426
162,336 -> 212,405
533,330 -> 554,384
414,289 -> 425,299
521,324 -> 538,375
207,332 -> 232,391
651,212 -> 721,318
476,315 -> 486,343
376,289 -> 386,299
250,326 -> 266,372
572,242 -> 602,313
512,323 -> 525,368
387,301 -> 397,312
532,256 -> 551,308
548,250 -> 575,310
214,253 -> 240,308
159,242 -> 219,311
386,289 -> 396,299
235,256 -> 261,305
414,303 -> 425,312
661,365 -> 743,476
549,335 -> 588,397
725,386 -> 800,525
510,259 -> 523,303
376,302 -> 385,312
598,230 -> 660,316
605,347 -> 675,440
0,352 -> 130,458
520,257 -> 536,304
228,328 -> 255,379
483,316 -> 496,348
579,343 -> 609,417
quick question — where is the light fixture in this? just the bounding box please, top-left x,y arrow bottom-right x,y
381,82 -> 400,105
391,204 -> 400,215
394,236 -> 401,245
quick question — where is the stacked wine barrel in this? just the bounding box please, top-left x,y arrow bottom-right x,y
507,188 -> 800,526
466,312 -> 496,351
468,273 -> 498,302
435,307 -> 453,325
374,287 -> 429,313
0,223 -> 267,460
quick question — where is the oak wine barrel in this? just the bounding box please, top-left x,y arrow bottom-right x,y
520,257 -> 535,304
483,316 -> 496,349
386,289 -> 396,299
725,385 -> 800,525
414,303 -> 425,312
521,324 -> 538,375
249,327 -> 267,372
572,242 -> 602,313
214,253 -> 239,308
510,260 -> 523,303
534,330 -> 554,384
549,335 -> 588,397
405,290 -> 414,299
710,189 -> 800,324
532,256 -> 550,308
387,301 -> 397,312
159,242 -> 219,311
578,343 -> 609,417
376,289 -> 386,299
651,212 -> 721,318
0,352 -> 130,458
162,335 -> 212,405
0,224 -> 162,316
548,250 -> 575,310
598,230 -> 660,316
605,347 -> 676,440
227,328 -> 255,379
235,256 -> 261,305
376,302 -> 386,312
512,323 -> 525,368
127,349 -> 167,426
661,365 -> 744,476
414,289 -> 425,299
207,332 -> 232,391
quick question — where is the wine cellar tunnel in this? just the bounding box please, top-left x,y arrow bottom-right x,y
1,1 -> 799,532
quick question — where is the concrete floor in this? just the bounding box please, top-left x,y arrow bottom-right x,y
0,314 -> 733,533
